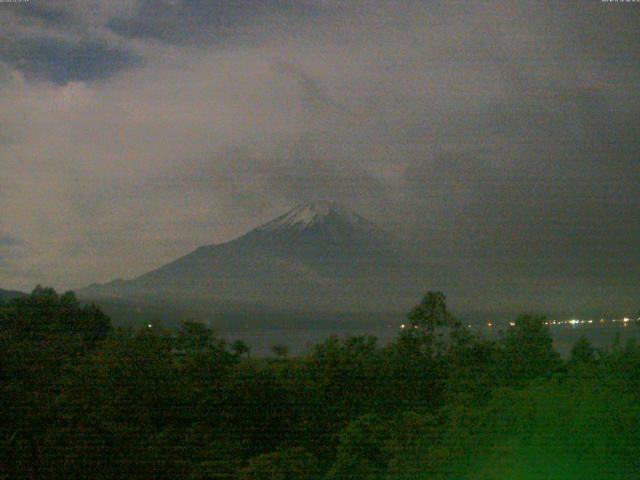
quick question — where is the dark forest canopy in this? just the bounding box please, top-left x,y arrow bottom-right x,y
1,287 -> 639,479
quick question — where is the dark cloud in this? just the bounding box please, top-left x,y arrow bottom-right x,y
107,0 -> 337,46
12,2 -> 75,27
0,37 -> 141,85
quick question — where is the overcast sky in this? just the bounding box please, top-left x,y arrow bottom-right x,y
0,1 -> 638,315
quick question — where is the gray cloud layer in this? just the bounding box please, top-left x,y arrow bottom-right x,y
0,0 -> 638,315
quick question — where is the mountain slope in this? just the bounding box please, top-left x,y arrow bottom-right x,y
80,202 -> 427,313
0,288 -> 26,303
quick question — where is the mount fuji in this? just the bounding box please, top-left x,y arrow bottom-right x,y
80,202 -> 428,318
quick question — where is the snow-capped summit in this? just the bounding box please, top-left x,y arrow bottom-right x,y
256,201 -> 372,233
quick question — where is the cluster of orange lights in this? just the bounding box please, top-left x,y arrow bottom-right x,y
400,317 -> 638,330
479,317 -> 637,328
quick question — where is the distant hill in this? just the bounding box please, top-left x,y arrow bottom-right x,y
79,202 -> 430,320
0,288 -> 26,303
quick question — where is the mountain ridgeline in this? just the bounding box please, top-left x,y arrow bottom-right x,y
80,202 -> 427,319
0,288 -> 25,304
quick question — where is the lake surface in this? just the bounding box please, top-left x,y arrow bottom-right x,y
219,322 -> 640,358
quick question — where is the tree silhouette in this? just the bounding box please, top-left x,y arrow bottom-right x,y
404,291 -> 458,355
231,339 -> 250,358
271,344 -> 289,360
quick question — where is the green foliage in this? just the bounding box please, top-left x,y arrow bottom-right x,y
1,288 -> 638,479
326,414 -> 390,480
498,314 -> 562,384
177,320 -> 217,350
405,292 -> 459,355
383,411 -> 444,478
0,286 -> 112,479
600,338 -> 640,401
407,292 -> 454,333
231,339 -> 251,358
569,337 -> 597,365
55,332 -> 190,479
445,331 -> 500,404
285,335 -> 385,462
1,285 -> 110,345
452,378 -> 639,479
271,344 -> 289,359
218,365 -> 295,459
240,447 -> 320,480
